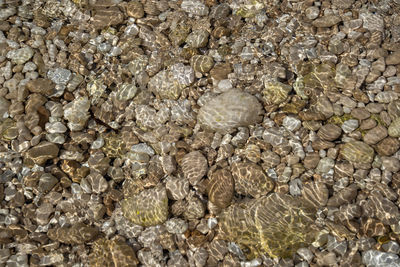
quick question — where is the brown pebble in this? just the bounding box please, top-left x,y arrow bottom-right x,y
386,50 -> 400,65
89,237 -> 139,267
376,137 -> 400,156
47,222 -> 98,244
317,124 -> 342,141
126,1 -> 144,18
312,139 -> 336,150
24,141 -> 59,167
351,107 -> 370,120
303,152 -> 320,169
312,15 -> 341,27
25,93 -> 47,113
327,184 -> 358,207
231,162 -> 275,198
210,63 -> 232,80
26,78 -> 55,96
207,168 -> 234,209
360,118 -> 377,130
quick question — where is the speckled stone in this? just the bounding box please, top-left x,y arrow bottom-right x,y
47,222 -> 99,244
6,47 -> 34,65
89,237 -> 139,267
121,186 -> 169,227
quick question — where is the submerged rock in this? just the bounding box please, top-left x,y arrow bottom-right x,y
89,237 -> 139,267
218,193 -> 317,259
198,90 -> 263,133
121,186 -> 169,227
340,141 -> 375,164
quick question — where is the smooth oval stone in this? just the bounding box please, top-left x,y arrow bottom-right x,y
318,124 -> 342,141
207,168 -> 234,209
340,141 -> 375,164
198,90 -> 263,133
363,125 -> 388,145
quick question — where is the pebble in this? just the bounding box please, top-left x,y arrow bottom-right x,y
116,83 -> 137,101
231,162 -> 275,198
208,168 -> 234,208
6,47 -> 33,65
376,137 -> 400,156
316,157 -> 335,174
340,141 -> 375,164
165,218 -> 188,234
341,119 -> 359,133
131,143 -> 155,156
305,6 -> 319,20
121,186 -> 169,227
198,90 -> 262,133
24,142 -> 59,167
332,0 -> 355,8
283,116 -> 302,132
382,241 -> 400,254
181,151 -> 208,185
63,97 -> 90,131
362,250 -> 400,267
45,121 -> 67,134
363,125 -> 388,145
181,0 -> 209,16
382,157 -> 400,172
25,78 -> 55,96
312,15 -> 341,28
217,79 -> 233,93
47,68 -> 71,85
89,237 -> 139,267
0,97 -> 10,120
297,247 -> 314,263
360,12 -> 384,32
219,193 -> 316,258
0,7 -> 17,21
47,222 -> 99,245
166,175 -> 189,200
6,254 -> 28,267
388,117 -> 400,137
126,1 -> 144,18
38,173 -> 58,193
318,124 -> 342,141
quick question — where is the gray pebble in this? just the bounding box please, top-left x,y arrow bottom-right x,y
305,6 -> 319,20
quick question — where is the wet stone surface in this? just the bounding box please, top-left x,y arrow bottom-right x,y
1,0 -> 400,266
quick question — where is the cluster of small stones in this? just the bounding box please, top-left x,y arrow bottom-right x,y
1,0 -> 400,266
